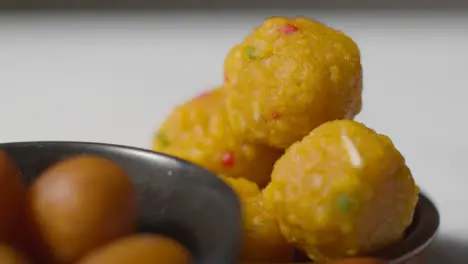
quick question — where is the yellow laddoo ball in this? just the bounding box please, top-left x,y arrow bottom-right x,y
224,17 -> 362,148
153,87 -> 282,187
221,176 -> 294,262
267,120 -> 418,262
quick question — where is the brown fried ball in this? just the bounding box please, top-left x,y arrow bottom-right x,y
26,155 -> 138,264
0,150 -> 25,245
77,234 -> 192,264
0,244 -> 31,264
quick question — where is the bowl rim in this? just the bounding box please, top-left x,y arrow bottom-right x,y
0,140 -> 222,180
0,140 -> 242,211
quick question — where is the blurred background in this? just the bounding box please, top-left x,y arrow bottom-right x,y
2,0 -> 468,9
1,2 -> 467,263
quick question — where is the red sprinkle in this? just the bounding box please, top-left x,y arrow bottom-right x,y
271,112 -> 281,119
282,24 -> 299,34
224,74 -> 229,82
221,152 -> 235,167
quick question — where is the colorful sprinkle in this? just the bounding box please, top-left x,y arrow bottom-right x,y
245,47 -> 257,60
335,194 -> 354,213
155,132 -> 170,148
221,152 -> 235,167
271,112 -> 281,119
224,73 -> 229,82
282,24 -> 299,34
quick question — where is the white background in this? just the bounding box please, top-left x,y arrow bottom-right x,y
0,11 -> 467,263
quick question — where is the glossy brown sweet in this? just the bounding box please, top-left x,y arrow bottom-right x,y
0,150 -> 25,244
26,155 -> 138,263
0,244 -> 31,264
76,234 -> 192,264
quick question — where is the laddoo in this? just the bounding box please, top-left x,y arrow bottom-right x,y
267,120 -> 418,262
221,176 -> 294,262
224,17 -> 363,148
153,87 -> 283,187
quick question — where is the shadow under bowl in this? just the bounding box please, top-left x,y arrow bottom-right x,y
0,141 -> 242,264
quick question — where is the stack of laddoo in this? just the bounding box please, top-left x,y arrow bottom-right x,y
153,16 -> 419,264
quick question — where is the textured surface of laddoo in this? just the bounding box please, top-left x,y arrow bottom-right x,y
220,175 -> 261,198
153,87 -> 282,187
221,176 -> 294,262
224,17 -> 363,148
267,120 -> 418,262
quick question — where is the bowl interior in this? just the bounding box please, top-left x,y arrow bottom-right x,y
0,141 -> 242,264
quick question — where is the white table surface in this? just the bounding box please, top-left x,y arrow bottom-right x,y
1,11 -> 467,263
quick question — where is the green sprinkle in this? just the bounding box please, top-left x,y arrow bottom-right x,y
336,194 -> 354,213
245,47 -> 257,59
155,132 -> 170,148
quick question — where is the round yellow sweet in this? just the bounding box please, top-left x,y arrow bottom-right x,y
220,176 -> 294,262
221,175 -> 261,198
153,87 -> 282,187
268,120 -> 418,262
224,17 -> 362,148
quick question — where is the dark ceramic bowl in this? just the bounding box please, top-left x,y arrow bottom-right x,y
0,141 -> 440,264
0,141 -> 242,264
